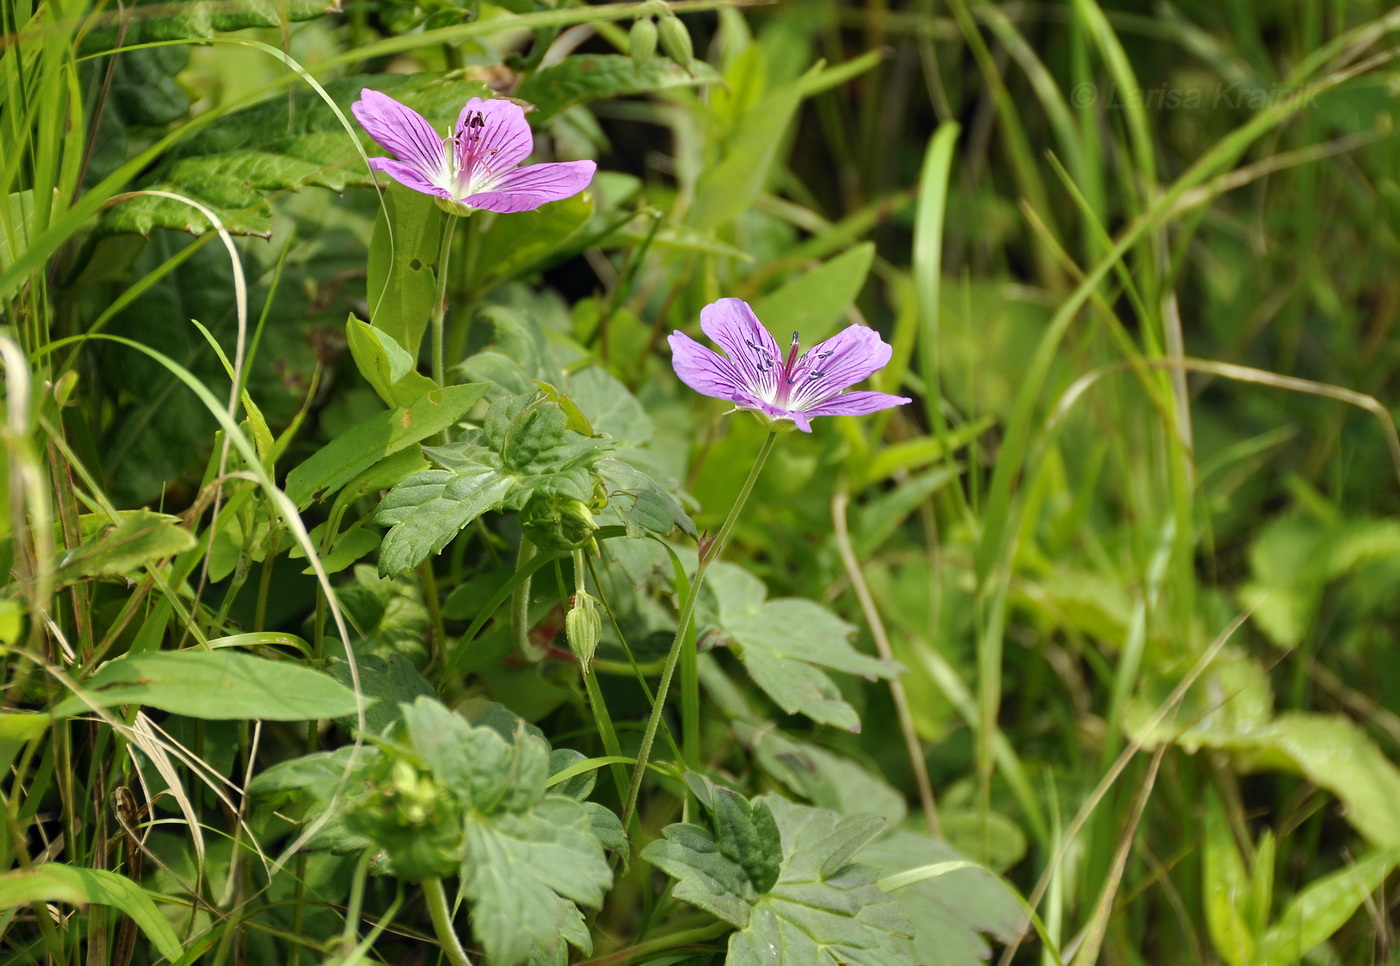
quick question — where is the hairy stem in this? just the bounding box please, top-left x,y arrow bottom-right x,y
512,534 -> 543,662
423,877 -> 473,966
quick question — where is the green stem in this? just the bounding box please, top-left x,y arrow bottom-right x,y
577,919 -> 730,966
512,534 -> 543,662
423,877 -> 473,966
418,559 -> 448,673
431,214 -> 458,394
622,430 -> 778,831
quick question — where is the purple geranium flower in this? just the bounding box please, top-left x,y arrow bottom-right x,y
668,298 -> 912,432
351,89 -> 596,216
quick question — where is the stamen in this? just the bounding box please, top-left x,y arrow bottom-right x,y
782,333 -> 802,382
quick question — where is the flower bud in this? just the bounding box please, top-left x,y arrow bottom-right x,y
521,495 -> 599,552
346,756 -> 462,881
566,591 -> 602,674
630,18 -> 658,68
657,15 -> 694,74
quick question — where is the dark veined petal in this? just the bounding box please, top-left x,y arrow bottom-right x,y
699,298 -> 780,404
668,331 -> 755,402
368,158 -> 452,198
453,97 -> 534,180
787,324 -> 894,410
463,160 -> 597,213
802,389 -> 911,418
352,89 -> 449,186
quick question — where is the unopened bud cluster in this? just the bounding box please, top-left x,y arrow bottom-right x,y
629,2 -> 694,73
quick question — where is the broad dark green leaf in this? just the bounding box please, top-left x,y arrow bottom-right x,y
514,54 -> 722,121
0,864 -> 183,961
88,0 -> 329,42
644,781 -> 914,966
327,654 -> 434,735
54,650 -> 367,720
54,509 -> 196,584
366,186 -> 442,360
704,563 -> 898,731
374,394 -> 613,575
284,383 -> 488,509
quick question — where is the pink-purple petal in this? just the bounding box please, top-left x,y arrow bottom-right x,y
454,97 -> 534,178
802,390 -> 911,418
787,324 -> 894,409
463,160 -> 597,213
352,89 -> 448,185
668,331 -> 752,402
368,158 -> 452,198
699,298 -> 780,403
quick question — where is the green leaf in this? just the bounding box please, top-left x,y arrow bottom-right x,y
752,244 -> 875,345
467,192 -> 594,294
54,509 -> 196,584
366,187 -> 442,360
89,0 -> 329,41
0,190 -> 36,270
0,712 -> 48,777
399,699 -> 613,964
1203,792 -> 1255,966
1129,653 -> 1400,847
101,74 -> 493,237
597,459 -> 694,538
1256,847 -> 1400,966
644,782 -> 915,966
860,833 -> 1022,966
736,722 -> 906,825
54,650 -> 368,721
705,563 -> 898,731
374,394 -> 613,575
284,383 -> 488,509
514,54 -> 723,121
688,69 -> 810,232
0,864 -> 183,962
347,315 -> 439,409
326,654 -> 434,735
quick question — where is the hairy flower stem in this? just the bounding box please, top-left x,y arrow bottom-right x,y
430,214 -> 458,397
622,430 -> 778,831
423,877 -> 473,966
512,534 -> 543,662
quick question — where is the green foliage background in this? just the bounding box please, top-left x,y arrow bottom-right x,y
4,0 -> 1400,963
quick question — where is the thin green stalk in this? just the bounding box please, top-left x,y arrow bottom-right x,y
423,877 -> 473,966
576,552 -> 629,804
431,214 -> 458,397
622,430 -> 778,831
418,559 -> 448,672
577,919 -> 730,966
337,850 -> 376,960
512,534 -> 542,662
